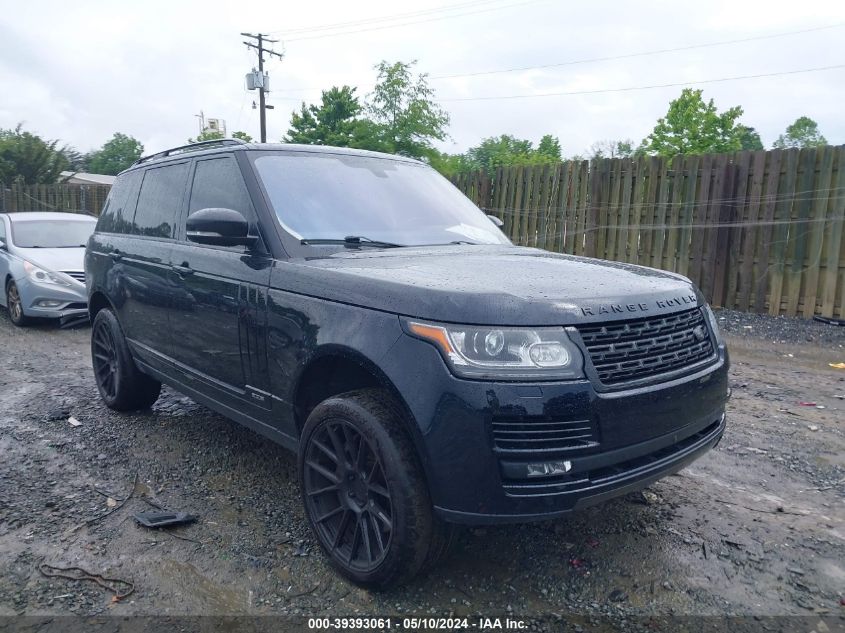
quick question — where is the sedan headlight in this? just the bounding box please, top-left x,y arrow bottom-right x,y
23,261 -> 72,287
702,304 -> 723,345
404,320 -> 584,380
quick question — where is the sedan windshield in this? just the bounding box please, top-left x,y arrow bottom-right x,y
253,153 -> 510,247
11,219 -> 96,248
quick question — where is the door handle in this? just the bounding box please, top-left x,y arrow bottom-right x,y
109,250 -> 123,261
172,263 -> 194,277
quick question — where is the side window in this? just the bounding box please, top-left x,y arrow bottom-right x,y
0,218 -> 6,241
132,163 -> 189,239
188,157 -> 255,220
96,170 -> 141,234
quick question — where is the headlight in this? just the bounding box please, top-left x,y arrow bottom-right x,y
23,261 -> 72,287
404,320 -> 584,380
703,304 -> 723,345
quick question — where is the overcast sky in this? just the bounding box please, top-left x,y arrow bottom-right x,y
1,0 -> 843,158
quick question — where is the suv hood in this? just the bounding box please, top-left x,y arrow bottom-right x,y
278,245 -> 702,326
15,247 -> 85,274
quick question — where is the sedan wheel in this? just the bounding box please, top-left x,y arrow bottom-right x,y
6,281 -> 29,326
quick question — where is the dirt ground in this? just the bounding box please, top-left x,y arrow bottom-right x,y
0,308 -> 843,626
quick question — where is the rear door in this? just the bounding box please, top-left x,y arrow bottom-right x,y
168,154 -> 272,418
118,162 -> 189,368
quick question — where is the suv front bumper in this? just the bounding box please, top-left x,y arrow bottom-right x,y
382,335 -> 729,525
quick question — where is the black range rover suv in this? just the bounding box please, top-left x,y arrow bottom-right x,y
86,139 -> 729,587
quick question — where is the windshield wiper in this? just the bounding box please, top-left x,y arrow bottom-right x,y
300,236 -> 406,248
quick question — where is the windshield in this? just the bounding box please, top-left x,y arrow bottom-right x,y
11,219 -> 96,248
253,153 -> 510,246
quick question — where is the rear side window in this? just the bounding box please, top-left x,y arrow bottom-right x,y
132,163 -> 189,239
188,157 -> 254,219
0,218 -> 5,241
96,170 -> 141,234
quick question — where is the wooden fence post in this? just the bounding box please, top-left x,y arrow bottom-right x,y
711,161 -> 740,308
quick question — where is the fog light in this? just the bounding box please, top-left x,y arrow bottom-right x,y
526,460 -> 572,477
37,300 -> 62,308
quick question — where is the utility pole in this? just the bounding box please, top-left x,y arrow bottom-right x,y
241,33 -> 283,143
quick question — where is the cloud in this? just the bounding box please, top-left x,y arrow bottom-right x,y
0,0 -> 842,156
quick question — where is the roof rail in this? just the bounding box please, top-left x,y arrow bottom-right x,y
133,138 -> 248,166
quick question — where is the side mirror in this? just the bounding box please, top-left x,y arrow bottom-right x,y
0,239 -> 6,250
487,214 -> 504,228
186,208 -> 258,247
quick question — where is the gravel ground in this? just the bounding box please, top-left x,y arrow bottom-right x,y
0,308 -> 843,627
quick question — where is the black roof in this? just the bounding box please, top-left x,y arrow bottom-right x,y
125,140 -> 422,174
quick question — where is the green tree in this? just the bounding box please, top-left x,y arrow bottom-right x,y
368,60 -> 450,159
590,139 -> 635,159
188,130 -> 253,144
0,124 -> 69,185
428,150 -> 474,178
736,125 -> 764,151
188,129 -> 224,143
536,134 -> 563,161
285,86 -> 385,149
87,133 -> 144,175
61,147 -> 90,172
773,116 -> 827,149
458,134 -> 562,176
641,89 -> 745,156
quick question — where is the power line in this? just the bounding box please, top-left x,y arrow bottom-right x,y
264,22 -> 843,95
266,0 -> 502,36
430,22 -> 845,80
278,0 -> 541,42
438,64 -> 845,101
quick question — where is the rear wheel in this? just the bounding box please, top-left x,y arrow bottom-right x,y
5,280 -> 29,326
299,389 -> 440,588
91,308 -> 161,410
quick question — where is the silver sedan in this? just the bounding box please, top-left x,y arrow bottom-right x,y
0,211 -> 97,327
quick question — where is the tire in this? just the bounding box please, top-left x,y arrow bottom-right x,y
421,516 -> 458,574
91,308 -> 161,411
5,280 -> 30,326
299,389 -> 439,588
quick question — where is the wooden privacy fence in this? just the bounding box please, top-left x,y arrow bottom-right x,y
2,148 -> 844,318
453,146 -> 845,319
0,183 -> 111,215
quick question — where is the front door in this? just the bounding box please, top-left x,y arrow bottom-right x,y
168,155 -> 272,417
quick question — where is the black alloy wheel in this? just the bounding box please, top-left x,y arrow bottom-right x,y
303,418 -> 393,572
299,389 -> 452,587
92,317 -> 119,401
90,308 -> 161,410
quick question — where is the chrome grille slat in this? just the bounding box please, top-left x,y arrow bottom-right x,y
61,270 -> 86,284
577,308 -> 715,386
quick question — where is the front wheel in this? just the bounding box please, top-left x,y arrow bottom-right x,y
299,389 -> 439,588
91,308 -> 162,410
6,280 -> 29,326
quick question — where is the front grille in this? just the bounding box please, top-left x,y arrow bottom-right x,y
501,419 -> 722,498
492,416 -> 598,456
62,270 -> 86,284
576,308 -> 715,386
